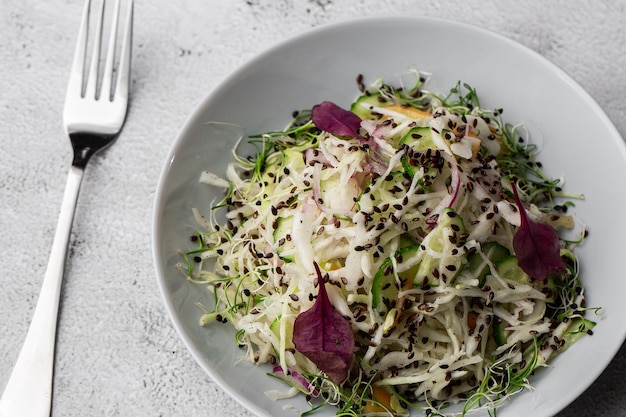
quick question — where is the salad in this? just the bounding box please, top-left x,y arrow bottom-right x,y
180,72 -> 597,416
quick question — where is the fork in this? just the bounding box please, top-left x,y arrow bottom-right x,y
0,0 -> 133,416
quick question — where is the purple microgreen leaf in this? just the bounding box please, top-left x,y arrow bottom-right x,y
311,101 -> 362,138
511,181 -> 567,281
292,262 -> 355,385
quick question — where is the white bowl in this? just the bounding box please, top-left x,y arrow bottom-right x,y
153,16 -> 626,417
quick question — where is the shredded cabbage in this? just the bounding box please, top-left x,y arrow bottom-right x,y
180,72 -> 597,417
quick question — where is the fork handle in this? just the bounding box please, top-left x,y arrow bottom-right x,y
0,165 -> 85,417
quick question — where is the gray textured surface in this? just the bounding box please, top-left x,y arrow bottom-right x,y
1,0 -> 625,416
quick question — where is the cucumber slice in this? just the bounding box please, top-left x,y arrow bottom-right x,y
414,208 -> 466,287
562,317 -> 596,349
350,93 -> 391,119
372,243 -> 420,315
495,255 -> 557,302
496,255 -> 531,284
399,127 -> 439,188
492,316 -> 507,346
273,216 -> 294,263
400,126 -> 436,152
467,242 -> 511,286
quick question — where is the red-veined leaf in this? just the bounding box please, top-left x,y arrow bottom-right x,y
292,262 -> 354,385
511,181 -> 567,281
311,101 -> 362,138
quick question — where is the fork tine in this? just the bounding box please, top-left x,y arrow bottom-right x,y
67,0 -> 91,99
84,0 -> 105,100
100,0 -> 120,102
114,0 -> 133,102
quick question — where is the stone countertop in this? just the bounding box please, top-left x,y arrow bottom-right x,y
1,0 -> 625,416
